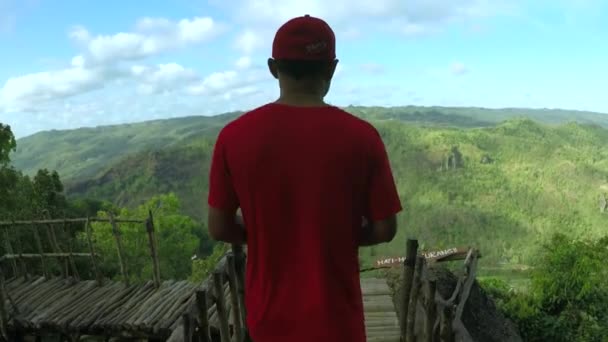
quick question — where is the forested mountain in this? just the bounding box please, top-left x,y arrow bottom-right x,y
6,106 -> 608,266
11,106 -> 608,181
56,117 -> 607,266
4,107 -> 608,339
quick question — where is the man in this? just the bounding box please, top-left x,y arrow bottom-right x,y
207,15 -> 402,342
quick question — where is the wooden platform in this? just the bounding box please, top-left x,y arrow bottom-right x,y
3,276 -> 399,341
4,277 -> 200,339
361,277 -> 401,342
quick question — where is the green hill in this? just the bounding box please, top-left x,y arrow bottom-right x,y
11,112 -> 241,181
12,106 -> 608,182
58,115 -> 608,269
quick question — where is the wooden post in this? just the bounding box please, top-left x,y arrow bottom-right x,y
196,290 -> 211,342
12,224 -> 28,280
231,244 -> 247,323
31,225 -> 49,279
0,268 -> 9,341
61,222 -> 80,281
454,250 -> 478,321
183,313 -> 191,342
44,222 -> 67,278
400,239 -> 419,338
227,255 -> 244,342
213,272 -> 231,342
2,227 -> 18,278
146,210 -> 162,288
406,255 -> 425,342
109,213 -> 129,286
439,305 -> 455,342
84,218 -> 103,286
425,280 -> 437,342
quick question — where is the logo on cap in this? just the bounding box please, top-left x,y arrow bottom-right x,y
306,41 -> 328,54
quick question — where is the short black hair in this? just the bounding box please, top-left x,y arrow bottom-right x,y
274,59 -> 333,80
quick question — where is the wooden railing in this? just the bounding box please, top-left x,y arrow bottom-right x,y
167,244 -> 247,342
0,214 -> 250,342
399,239 -> 481,342
0,214 -> 153,285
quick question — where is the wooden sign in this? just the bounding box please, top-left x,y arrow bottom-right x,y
374,247 -> 476,268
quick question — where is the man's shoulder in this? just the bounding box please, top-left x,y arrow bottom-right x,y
219,104 -> 379,137
218,104 -> 272,136
334,107 -> 380,138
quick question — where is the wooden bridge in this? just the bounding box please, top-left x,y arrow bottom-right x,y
0,216 -> 479,341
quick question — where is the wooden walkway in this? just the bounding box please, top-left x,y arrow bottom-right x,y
361,277 -> 401,342
4,277 -> 199,338
3,276 -> 399,341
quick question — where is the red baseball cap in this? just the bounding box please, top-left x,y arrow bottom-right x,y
272,15 -> 336,61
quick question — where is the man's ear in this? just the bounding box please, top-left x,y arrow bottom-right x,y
268,58 -> 279,79
326,59 -> 339,80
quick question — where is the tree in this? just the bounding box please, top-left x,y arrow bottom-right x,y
0,123 -> 16,166
0,124 -> 18,217
481,233 -> 608,341
82,193 -> 201,281
32,169 -> 68,217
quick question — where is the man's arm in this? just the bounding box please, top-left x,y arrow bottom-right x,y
358,128 -> 402,247
207,209 -> 247,244
359,215 -> 397,246
207,130 -> 247,244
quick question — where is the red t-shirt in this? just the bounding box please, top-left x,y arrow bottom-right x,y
208,103 -> 402,342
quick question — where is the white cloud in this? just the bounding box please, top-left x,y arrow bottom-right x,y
234,29 -> 265,55
186,71 -> 238,95
228,0 -> 509,32
0,15 -> 227,112
224,0 -> 514,54
187,68 -> 268,97
0,65 -> 122,112
450,62 -> 469,75
131,63 -> 200,95
235,56 -> 252,69
71,16 -> 222,65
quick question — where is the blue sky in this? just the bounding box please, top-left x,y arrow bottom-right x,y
0,0 -> 607,138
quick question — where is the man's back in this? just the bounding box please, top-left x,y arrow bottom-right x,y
209,103 -> 402,341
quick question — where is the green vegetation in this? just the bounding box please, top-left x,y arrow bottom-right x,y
82,194 -> 211,281
0,123 -> 217,282
11,106 -> 608,181
190,243 -> 230,283
480,234 -> 608,341
48,115 -> 608,271
3,106 -> 608,340
11,113 -> 240,181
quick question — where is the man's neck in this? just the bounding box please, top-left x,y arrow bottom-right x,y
275,91 -> 328,107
